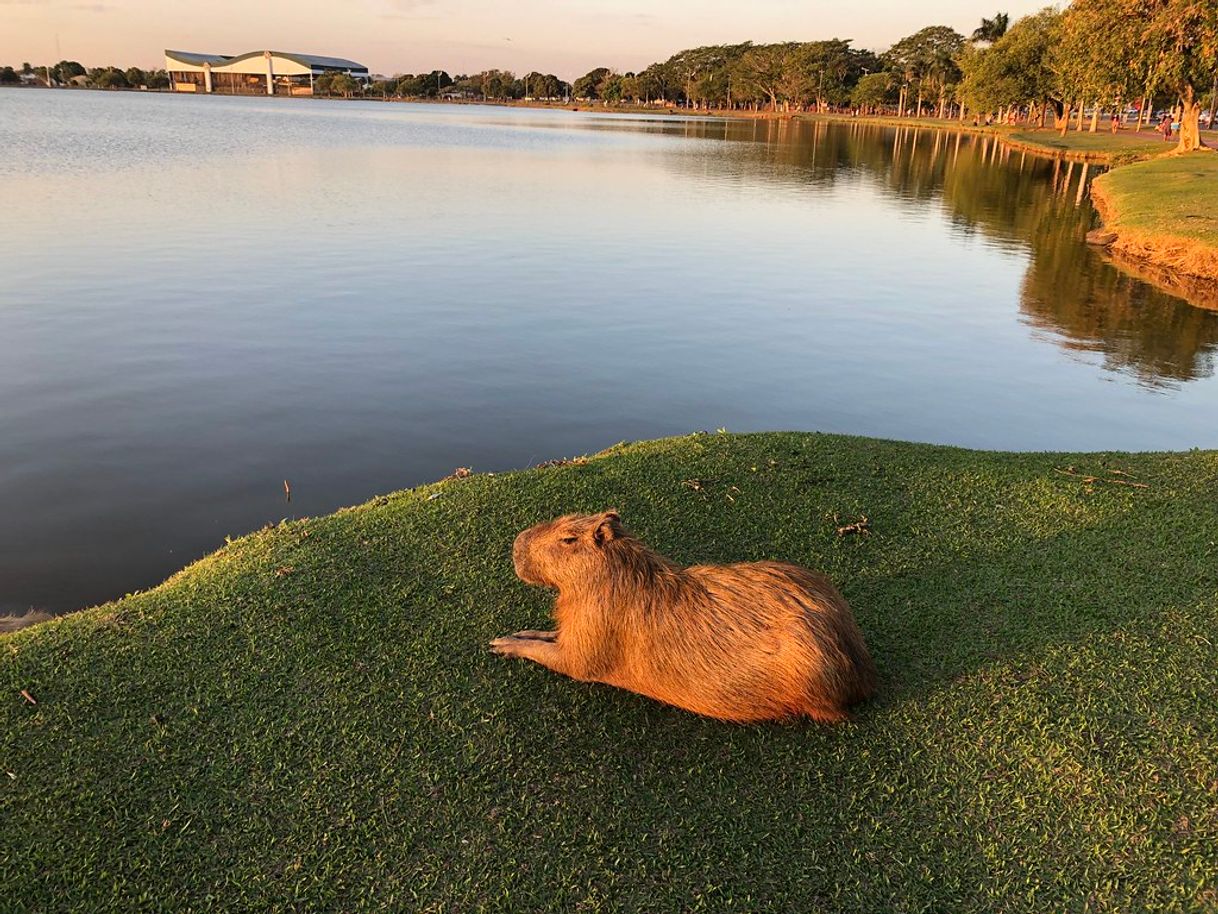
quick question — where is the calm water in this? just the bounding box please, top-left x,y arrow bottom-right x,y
3,90 -> 1218,615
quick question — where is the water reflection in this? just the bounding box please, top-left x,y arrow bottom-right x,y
656,117 -> 1218,385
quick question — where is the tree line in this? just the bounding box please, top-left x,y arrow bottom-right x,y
5,0 -> 1214,149
0,60 -> 170,89
358,70 -> 573,102
562,0 -> 1215,152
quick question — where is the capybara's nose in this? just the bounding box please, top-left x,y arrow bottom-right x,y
512,531 -> 526,574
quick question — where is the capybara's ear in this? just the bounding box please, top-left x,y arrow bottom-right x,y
592,510 -> 622,546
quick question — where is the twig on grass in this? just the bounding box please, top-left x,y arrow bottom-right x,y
834,514 -> 871,537
1055,467 -> 1150,489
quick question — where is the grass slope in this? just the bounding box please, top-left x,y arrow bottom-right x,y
3,432 -> 1217,913
1095,153 -> 1218,249
1093,153 -> 1218,291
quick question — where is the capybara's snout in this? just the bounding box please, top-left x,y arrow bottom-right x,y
512,527 -> 541,585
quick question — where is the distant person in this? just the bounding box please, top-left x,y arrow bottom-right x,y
972,114 -> 980,127
1161,116 -> 1173,141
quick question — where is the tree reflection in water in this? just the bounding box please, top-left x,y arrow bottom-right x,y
636,115 -> 1218,387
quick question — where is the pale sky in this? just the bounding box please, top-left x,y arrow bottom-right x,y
2,0 -> 1054,80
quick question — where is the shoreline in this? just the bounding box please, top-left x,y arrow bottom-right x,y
709,109 -> 1165,165
5,431 -> 1216,632
6,85 -> 1175,166
1090,153 -> 1218,293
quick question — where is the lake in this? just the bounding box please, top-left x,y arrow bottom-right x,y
3,89 -> 1217,616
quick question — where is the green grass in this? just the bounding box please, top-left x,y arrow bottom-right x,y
1095,152 -> 1218,248
3,432 -> 1217,912
1006,128 -> 1165,163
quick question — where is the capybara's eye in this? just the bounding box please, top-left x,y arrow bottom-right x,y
560,536 -> 578,544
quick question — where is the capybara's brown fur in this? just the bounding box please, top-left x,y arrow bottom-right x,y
491,511 -> 877,723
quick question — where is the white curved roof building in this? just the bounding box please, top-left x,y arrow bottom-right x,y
165,49 -> 369,96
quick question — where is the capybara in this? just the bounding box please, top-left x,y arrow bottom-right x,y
491,511 -> 876,723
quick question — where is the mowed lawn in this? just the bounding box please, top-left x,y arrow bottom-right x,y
1006,127 -> 1166,162
1095,152 -> 1218,249
3,432 -> 1216,912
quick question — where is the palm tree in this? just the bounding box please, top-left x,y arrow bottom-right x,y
972,12 -> 1010,43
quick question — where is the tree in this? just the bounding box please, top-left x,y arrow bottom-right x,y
662,43 -> 751,107
573,67 -> 611,99
637,62 -> 678,103
595,72 -> 622,102
0,66 -> 20,85
886,26 -> 965,117
958,43 -> 1010,117
971,9 -> 1062,126
124,67 -> 146,88
1138,0 -> 1218,150
972,12 -> 1010,43
87,66 -> 128,89
329,73 -> 360,98
886,25 -> 959,118
315,70 -> 361,97
476,69 -> 516,100
52,60 -> 85,84
521,71 -> 565,99
851,71 -> 894,112
733,44 -> 791,111
145,69 -> 170,90
1062,0 -> 1217,150
1058,0 -> 1139,134
396,71 -> 453,98
21,62 -> 33,75
619,73 -> 643,103
800,39 -> 874,111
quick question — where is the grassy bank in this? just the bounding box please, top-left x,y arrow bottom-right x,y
1004,127 -> 1165,164
1092,153 -> 1218,291
3,432 -> 1217,912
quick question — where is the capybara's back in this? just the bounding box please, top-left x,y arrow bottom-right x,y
494,511 -> 877,723
668,560 -> 877,722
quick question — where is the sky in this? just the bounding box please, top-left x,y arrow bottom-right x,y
3,0 -> 1053,80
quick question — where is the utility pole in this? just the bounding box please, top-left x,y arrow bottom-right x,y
49,31 -> 60,88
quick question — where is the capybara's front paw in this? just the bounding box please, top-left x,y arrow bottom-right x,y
489,636 -> 527,657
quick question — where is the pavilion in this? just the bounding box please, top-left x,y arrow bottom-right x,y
164,49 -> 369,96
